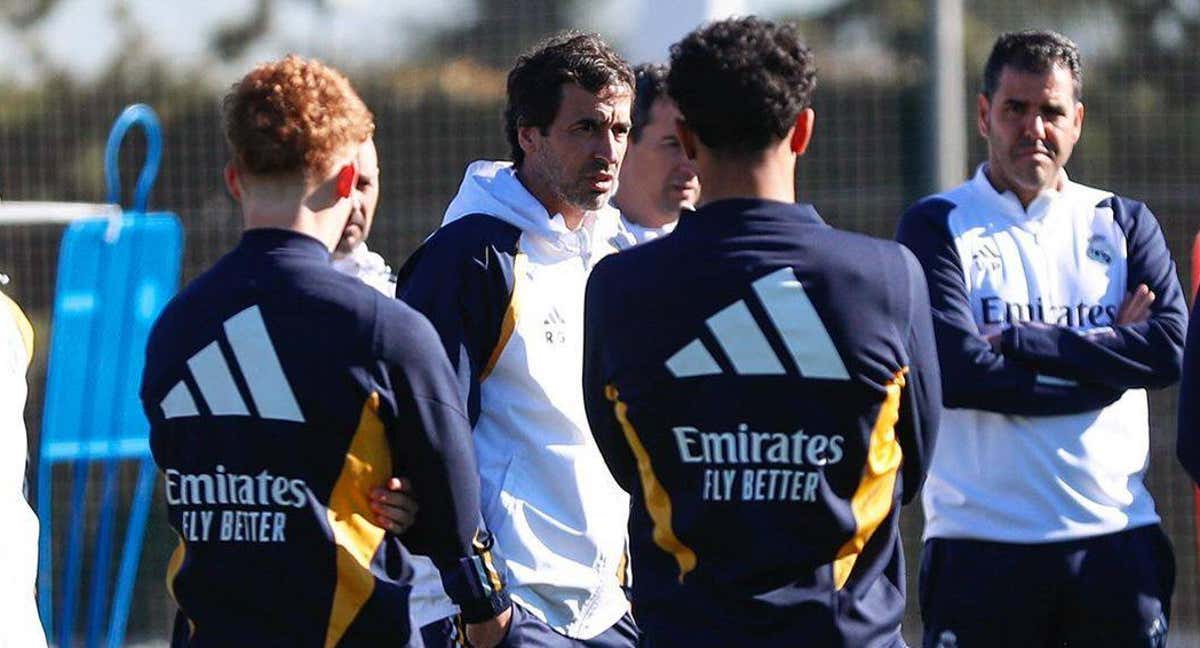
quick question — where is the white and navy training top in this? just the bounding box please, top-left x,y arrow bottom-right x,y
897,166 -> 1186,544
396,161 -> 632,640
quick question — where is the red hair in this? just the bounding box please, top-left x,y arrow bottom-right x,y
223,54 -> 374,179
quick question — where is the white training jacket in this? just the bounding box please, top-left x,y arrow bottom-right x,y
897,166 -> 1187,544
609,212 -> 676,250
397,161 -> 632,639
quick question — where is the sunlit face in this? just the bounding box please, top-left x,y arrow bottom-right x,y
979,64 -> 1083,206
522,83 -> 632,219
615,98 -> 700,227
337,138 -> 380,254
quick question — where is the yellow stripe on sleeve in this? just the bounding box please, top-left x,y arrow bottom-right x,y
165,537 -> 186,603
479,252 -> 526,382
832,368 -> 907,590
324,392 -> 392,648
472,532 -> 504,593
616,546 -> 630,587
606,385 -> 696,583
165,533 -> 196,637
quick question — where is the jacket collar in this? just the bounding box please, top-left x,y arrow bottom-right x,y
238,228 -> 331,261
970,163 -> 1072,224
442,160 -> 620,260
678,198 -> 825,233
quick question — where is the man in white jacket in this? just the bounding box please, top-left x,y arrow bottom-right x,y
395,31 -> 638,648
0,285 -> 48,648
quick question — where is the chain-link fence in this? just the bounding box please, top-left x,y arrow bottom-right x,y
1,1 -> 1197,644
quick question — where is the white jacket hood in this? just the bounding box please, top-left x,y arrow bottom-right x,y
442,160 -> 621,262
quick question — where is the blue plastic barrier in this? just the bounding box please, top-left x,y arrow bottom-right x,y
36,104 -> 183,648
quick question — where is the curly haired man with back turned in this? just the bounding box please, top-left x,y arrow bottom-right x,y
582,17 -> 941,647
141,55 -> 510,647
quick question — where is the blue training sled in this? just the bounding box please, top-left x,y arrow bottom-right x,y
36,104 -> 183,648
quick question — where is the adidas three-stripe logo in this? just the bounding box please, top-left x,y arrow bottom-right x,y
544,306 -> 566,326
666,267 -> 850,380
160,305 -> 305,422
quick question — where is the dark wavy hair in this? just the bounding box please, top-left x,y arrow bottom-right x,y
667,16 -> 816,154
982,30 -> 1082,101
504,31 -> 633,167
631,63 -> 670,143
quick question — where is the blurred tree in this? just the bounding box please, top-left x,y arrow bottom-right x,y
1,0 -> 59,29
211,0 -> 272,61
1117,0 -> 1200,104
430,0 -> 574,66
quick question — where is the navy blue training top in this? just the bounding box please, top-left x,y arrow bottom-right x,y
582,199 -> 941,647
141,229 -> 508,647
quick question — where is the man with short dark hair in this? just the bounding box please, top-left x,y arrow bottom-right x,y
141,55 -> 510,647
897,30 -> 1184,648
396,32 -> 639,648
583,17 -> 940,647
609,63 -> 699,248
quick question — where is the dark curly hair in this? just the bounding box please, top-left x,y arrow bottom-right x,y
631,63 -> 670,143
982,31 -> 1082,101
668,16 -> 816,154
504,31 -> 634,167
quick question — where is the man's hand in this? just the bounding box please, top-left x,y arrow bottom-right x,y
986,331 -> 1002,353
465,606 -> 512,648
370,477 -> 419,535
1116,284 -> 1155,325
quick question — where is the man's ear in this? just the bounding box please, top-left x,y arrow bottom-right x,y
789,108 -> 815,156
1071,100 -> 1085,145
517,125 -> 541,161
223,161 -> 242,201
335,164 -> 357,199
977,93 -> 991,139
675,118 -> 698,160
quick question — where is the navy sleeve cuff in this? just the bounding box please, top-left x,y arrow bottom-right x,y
439,530 -> 511,624
1001,323 -> 1062,362
457,584 -> 511,625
